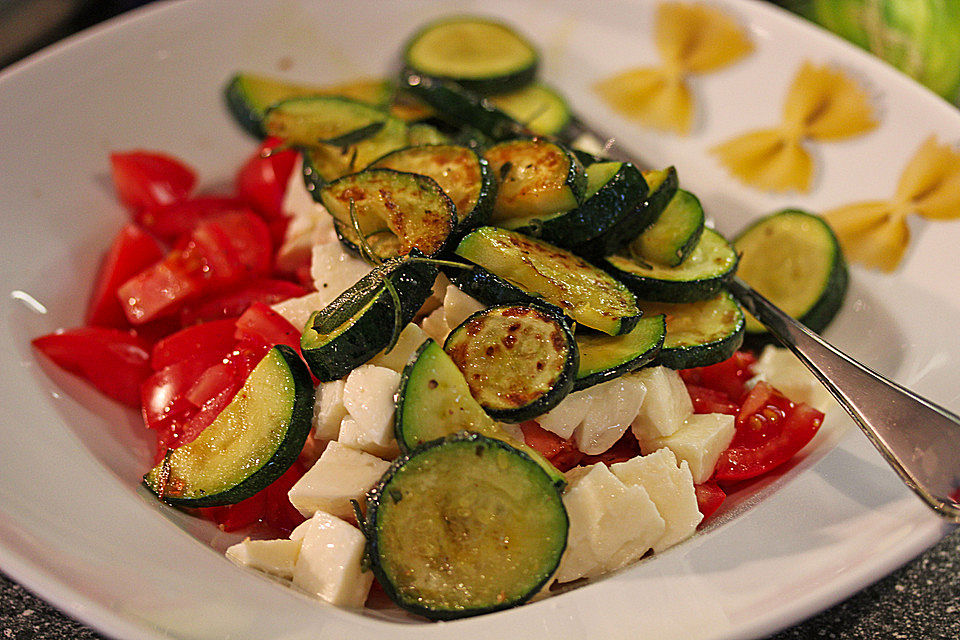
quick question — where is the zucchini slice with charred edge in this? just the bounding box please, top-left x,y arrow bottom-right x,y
604,228 -> 739,303
369,144 -> 495,233
443,303 -> 577,422
502,161 -> 648,250
453,226 -> 643,336
143,345 -> 314,507
570,166 -> 679,259
402,16 -> 539,95
365,432 -> 567,620
639,291 -> 745,369
487,82 -> 571,136
318,168 -> 456,260
395,339 -> 565,486
574,314 -> 666,390
630,188 -> 705,268
485,138 -> 587,222
734,209 -> 848,335
224,72 -> 392,138
300,257 -> 437,381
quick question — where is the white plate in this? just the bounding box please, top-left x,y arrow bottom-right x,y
1,1 -> 957,638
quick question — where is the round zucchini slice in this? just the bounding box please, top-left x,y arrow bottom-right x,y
734,209 -> 848,334
143,345 -> 314,507
574,314 -> 666,390
443,303 -> 578,422
603,228 -> 739,303
402,16 -> 539,94
318,168 -> 456,260
487,82 -> 571,136
369,144 -> 495,232
638,291 -> 745,369
366,432 -> 568,620
629,188 -> 705,268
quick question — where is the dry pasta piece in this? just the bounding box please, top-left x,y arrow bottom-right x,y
824,136 -> 960,271
594,2 -> 752,135
713,62 -> 877,192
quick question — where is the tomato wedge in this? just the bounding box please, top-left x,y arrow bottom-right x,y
33,327 -> 152,407
694,481 -> 726,520
520,421 -> 583,472
236,137 -> 299,222
150,318 -> 238,370
136,196 -> 249,243
85,224 -> 166,329
110,151 -> 197,212
712,381 -> 824,482
177,278 -> 307,326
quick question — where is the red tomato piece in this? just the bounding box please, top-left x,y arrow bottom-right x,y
110,151 -> 197,212
33,327 -> 152,408
236,137 -> 299,223
150,318 -> 238,370
681,351 -> 757,402
713,381 -> 824,482
141,357 -> 214,432
694,482 -> 726,520
136,196 -> 249,243
263,460 -> 308,536
686,384 -> 739,416
200,490 -> 268,532
85,224 -> 166,329
234,302 -> 303,353
117,255 -> 204,325
177,278 -> 307,326
520,421 -> 583,472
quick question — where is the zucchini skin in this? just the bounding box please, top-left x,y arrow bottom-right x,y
142,345 -> 314,508
443,303 -> 578,422
365,432 -> 567,620
301,258 -> 438,381
642,292 -> 746,369
574,315 -> 666,391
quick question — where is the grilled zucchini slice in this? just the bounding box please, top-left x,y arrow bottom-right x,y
604,228 -> 739,303
443,303 -> 577,421
734,209 -> 848,335
639,291 -> 745,369
366,432 -> 567,620
574,315 -> 666,390
318,168 -> 456,260
487,82 -> 571,136
143,345 -> 314,507
402,16 -> 539,94
453,226 -> 643,336
630,188 -> 705,267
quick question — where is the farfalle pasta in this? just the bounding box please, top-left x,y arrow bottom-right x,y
712,62 -> 877,192
824,135 -> 960,271
594,2 -> 752,135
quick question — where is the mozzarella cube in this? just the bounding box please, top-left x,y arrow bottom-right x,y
611,449 -> 702,552
753,345 -> 833,412
636,413 -> 735,483
442,284 -> 486,330
271,291 -> 326,333
342,365 -> 401,446
288,441 -> 391,519
573,374 -> 647,455
631,367 -> 693,440
555,464 -> 665,583
536,387 -> 595,440
292,511 -> 373,607
275,161 -> 337,272
226,538 -> 302,580
367,323 -> 428,372
313,379 -> 347,442
338,416 -> 400,460
310,242 -> 372,308
418,305 -> 450,343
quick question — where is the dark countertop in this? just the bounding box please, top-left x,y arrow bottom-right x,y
2,525 -> 959,638
2,2 -> 958,638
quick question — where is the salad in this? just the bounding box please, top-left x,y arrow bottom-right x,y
31,15 -> 842,621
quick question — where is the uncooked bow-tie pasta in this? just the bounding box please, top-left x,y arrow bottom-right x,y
823,135 -> 960,271
712,61 -> 877,193
594,2 -> 752,135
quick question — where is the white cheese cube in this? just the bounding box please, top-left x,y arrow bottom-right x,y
418,305 -> 450,343
555,464 -> 665,583
573,374 -> 647,455
536,387 -> 595,440
367,323 -> 428,372
341,365 -> 401,447
292,511 -> 374,607
313,379 -> 347,442
275,160 -> 337,272
310,242 -> 372,308
611,449 -> 702,552
631,367 -> 694,440
225,538 -> 302,580
271,291 -> 326,333
752,345 -> 833,412
287,441 -> 391,519
442,284 -> 486,330
636,413 -> 736,483
338,416 -> 400,460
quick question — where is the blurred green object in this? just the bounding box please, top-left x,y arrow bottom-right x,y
772,0 -> 960,105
